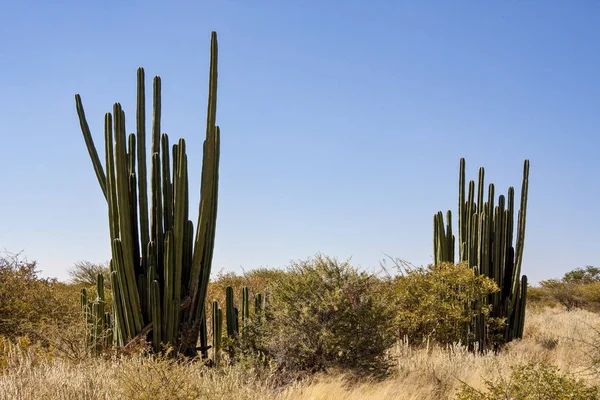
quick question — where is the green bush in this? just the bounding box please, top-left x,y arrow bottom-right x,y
455,362 -> 600,400
391,262 -> 500,346
262,254 -> 395,375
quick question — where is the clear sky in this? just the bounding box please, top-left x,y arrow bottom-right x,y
1,1 -> 599,284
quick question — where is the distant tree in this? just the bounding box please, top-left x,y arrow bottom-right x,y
563,266 -> 600,284
68,261 -> 111,290
539,279 -> 584,311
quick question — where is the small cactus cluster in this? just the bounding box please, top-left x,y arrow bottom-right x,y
80,274 -> 112,354
75,32 -> 220,355
433,158 -> 530,349
211,286 -> 264,365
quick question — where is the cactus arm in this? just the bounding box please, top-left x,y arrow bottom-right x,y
136,68 -> 150,269
74,94 -> 107,199
161,134 -> 173,233
513,160 -> 530,291
188,32 -> 220,325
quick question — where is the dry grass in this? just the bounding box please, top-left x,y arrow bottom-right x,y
1,307 -> 599,400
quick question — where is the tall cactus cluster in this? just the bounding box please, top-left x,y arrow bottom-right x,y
75,32 -> 220,355
433,158 -> 530,349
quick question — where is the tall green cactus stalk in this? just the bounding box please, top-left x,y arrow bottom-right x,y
225,286 -> 238,337
254,293 -> 263,317
212,300 -> 222,366
433,210 -> 454,265
75,32 -> 221,355
199,308 -> 208,359
241,287 -> 250,333
433,158 -> 530,349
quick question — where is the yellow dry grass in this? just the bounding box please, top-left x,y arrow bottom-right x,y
1,307 -> 599,400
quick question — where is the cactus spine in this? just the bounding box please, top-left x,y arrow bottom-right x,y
75,32 -> 221,355
433,158 -> 530,348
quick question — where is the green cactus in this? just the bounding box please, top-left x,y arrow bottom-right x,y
254,293 -> 263,317
241,287 -> 250,333
105,312 -> 113,347
433,210 -> 454,265
199,308 -> 208,359
80,273 -> 112,354
433,158 -> 530,349
225,286 -> 238,337
75,32 -> 221,355
212,300 -> 222,366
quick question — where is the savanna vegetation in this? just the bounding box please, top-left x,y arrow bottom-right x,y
2,30 -> 599,400
2,252 -> 600,399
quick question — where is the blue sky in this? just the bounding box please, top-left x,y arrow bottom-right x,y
0,1 -> 598,284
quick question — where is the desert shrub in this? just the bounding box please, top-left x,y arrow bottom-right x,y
539,280 -> 600,312
539,279 -> 585,310
391,262 -> 500,346
261,254 -> 394,375
578,282 -> 600,312
455,362 -> 600,400
0,253 -> 80,343
538,266 -> 600,312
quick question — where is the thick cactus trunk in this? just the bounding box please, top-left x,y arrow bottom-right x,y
75,32 -> 221,356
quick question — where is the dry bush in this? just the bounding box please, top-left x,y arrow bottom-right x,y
525,286 -> 558,309
535,266 -> 600,312
0,253 -> 81,344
